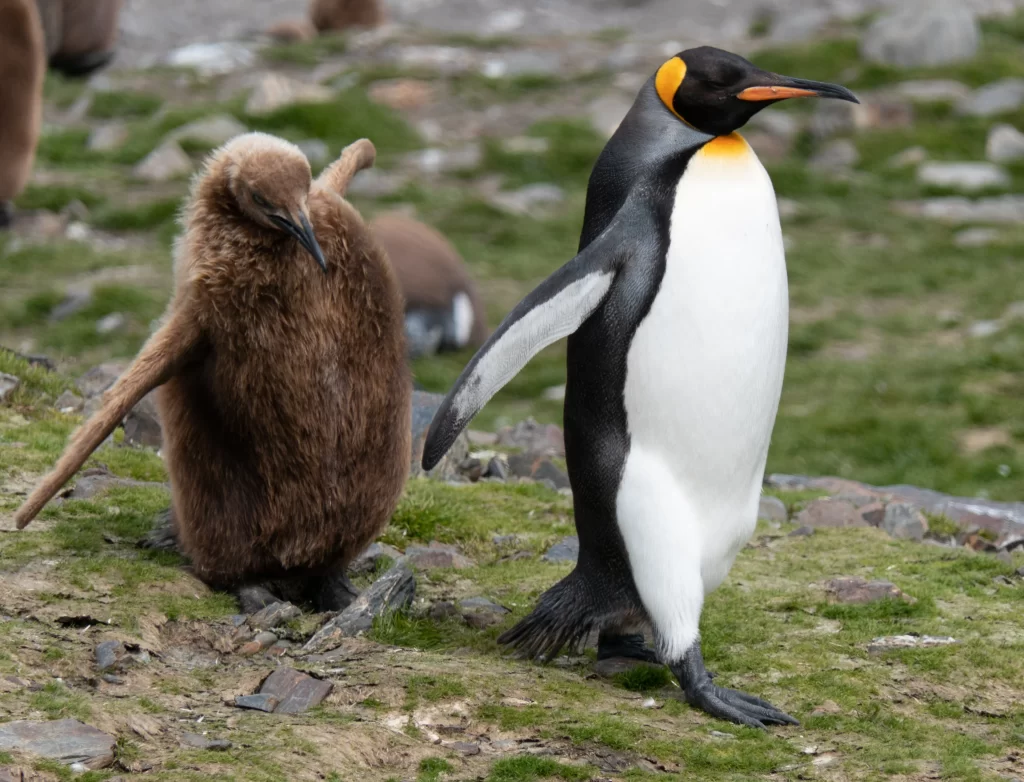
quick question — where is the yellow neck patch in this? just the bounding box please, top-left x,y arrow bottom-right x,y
699,132 -> 749,159
655,57 -> 687,120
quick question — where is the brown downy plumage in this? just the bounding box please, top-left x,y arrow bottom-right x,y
309,0 -> 384,32
14,133 -> 411,612
0,0 -> 45,227
36,0 -> 122,77
369,212 -> 488,357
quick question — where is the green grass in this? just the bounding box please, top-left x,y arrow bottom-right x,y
88,90 -> 165,120
487,756 -> 592,782
262,33 -> 349,66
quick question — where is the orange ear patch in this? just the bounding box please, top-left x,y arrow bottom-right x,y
655,57 -> 687,120
699,133 -> 749,159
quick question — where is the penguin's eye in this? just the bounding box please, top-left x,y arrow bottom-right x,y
252,192 -> 273,209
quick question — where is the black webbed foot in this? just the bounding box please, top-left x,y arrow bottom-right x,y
670,644 -> 798,729
235,584 -> 282,614
138,508 -> 180,552
597,632 -> 660,664
312,566 -> 359,613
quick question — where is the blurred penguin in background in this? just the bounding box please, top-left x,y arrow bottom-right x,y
268,0 -> 384,43
0,0 -> 45,229
36,0 -> 123,78
370,211 -> 489,360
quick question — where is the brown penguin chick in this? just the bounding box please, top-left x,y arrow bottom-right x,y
35,0 -> 122,77
369,212 -> 489,359
14,133 -> 412,613
309,0 -> 384,33
0,0 -> 45,228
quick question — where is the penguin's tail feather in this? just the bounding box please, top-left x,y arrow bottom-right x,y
498,570 -> 607,662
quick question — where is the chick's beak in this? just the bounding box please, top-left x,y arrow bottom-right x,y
275,212 -> 327,273
736,74 -> 859,104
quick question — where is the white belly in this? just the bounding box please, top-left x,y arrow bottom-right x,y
615,135 -> 788,657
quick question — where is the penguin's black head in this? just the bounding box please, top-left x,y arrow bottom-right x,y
655,46 -> 859,137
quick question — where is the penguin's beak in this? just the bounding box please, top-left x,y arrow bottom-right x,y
736,74 -> 859,104
275,212 -> 328,273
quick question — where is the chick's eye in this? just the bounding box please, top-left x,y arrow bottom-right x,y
252,192 -> 272,209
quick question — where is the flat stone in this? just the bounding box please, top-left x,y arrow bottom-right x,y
789,525 -> 815,537
501,136 -> 550,155
94,640 -> 124,671
87,122 -> 129,152
458,597 -> 510,629
480,51 -> 561,79
406,542 -> 475,570
809,139 -> 859,171
825,577 -> 913,604
405,144 -> 482,175
888,146 -> 928,169
181,732 -> 232,751
303,561 -> 415,652
367,78 -> 434,111
496,418 -> 564,456
954,227 -> 1000,247
54,390 -> 84,413
134,140 -> 192,182
485,456 -> 510,481
769,9 -> 830,43
542,536 -> 579,563
296,139 -> 330,166
588,94 -> 632,138
245,74 -> 333,116
169,114 -> 248,147
0,373 -> 20,403
248,601 -> 301,630
507,453 -> 569,489
860,0 -> 979,68
488,183 -> 565,217
957,78 -> 1024,117
867,635 -> 956,653
894,79 -> 970,103
349,542 -> 403,575
758,496 -> 788,522
428,600 -> 458,620
883,503 -> 929,541
969,320 -> 1001,338
123,392 -> 162,448
449,741 -> 481,756
166,41 -> 256,76
410,391 -> 471,481
258,667 -> 333,714
95,312 -> 125,335
75,362 -> 125,397
794,499 -> 869,529
917,162 -> 1009,192
897,195 -> 1024,223
233,693 -> 280,712
810,95 -> 913,139
346,169 -> 408,198
986,123 -> 1024,163
0,719 -> 115,769
396,46 -> 475,76
62,466 -> 166,501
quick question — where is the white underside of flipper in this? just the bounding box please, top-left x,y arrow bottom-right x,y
615,135 -> 789,662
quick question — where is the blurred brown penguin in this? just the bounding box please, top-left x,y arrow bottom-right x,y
370,212 -> 488,358
14,133 -> 411,613
0,0 -> 45,228
310,0 -> 384,32
36,0 -> 122,77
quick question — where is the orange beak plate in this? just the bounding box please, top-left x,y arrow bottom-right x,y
737,85 -> 820,101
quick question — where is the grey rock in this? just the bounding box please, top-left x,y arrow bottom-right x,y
542,384 -> 566,401
297,139 -> 330,166
181,732 -> 232,751
87,122 -> 129,152
169,114 -> 248,148
479,51 -> 561,79
410,391 -> 471,481
894,79 -> 970,103
769,9 -> 830,43
969,320 -> 1002,338
233,693 -> 280,712
54,390 -> 84,413
245,74 -> 333,117
825,577 -> 913,604
492,533 -> 522,546
248,602 -> 301,630
497,418 -> 565,456
428,600 -> 458,620
346,169 -> 408,198
501,136 -> 549,155
896,195 -> 1024,223
918,162 -> 1009,192
449,741 -> 481,756
0,719 -> 115,769
406,144 -> 482,175
883,503 -> 930,541
588,94 -> 633,138
860,1 -> 979,68
485,456 -> 510,481
809,139 -> 859,171
488,183 -> 565,216
94,640 -> 124,671
123,392 -> 162,448
48,289 -> 92,322
954,228 -> 1000,247
746,110 -> 801,140
406,541 -> 475,570
888,146 -> 928,168
458,597 -> 510,629
396,46 -> 475,75
458,457 -> 484,482
867,634 -> 956,653
789,525 -> 815,537
63,467 -> 166,501
794,498 -> 869,529
758,496 -> 788,523
986,124 -> 1024,163
957,79 -> 1024,117
349,542 -> 403,575
303,561 -> 415,651
166,41 -> 255,76
542,536 -> 579,563
95,313 -> 125,334
134,141 -> 192,182
507,452 -> 570,489
0,373 -> 20,403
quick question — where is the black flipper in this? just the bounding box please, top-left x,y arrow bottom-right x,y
421,217 -> 631,471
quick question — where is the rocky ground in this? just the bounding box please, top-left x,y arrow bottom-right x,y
2,0 -> 1024,780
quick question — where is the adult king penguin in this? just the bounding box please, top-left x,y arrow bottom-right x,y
421,46 -> 858,728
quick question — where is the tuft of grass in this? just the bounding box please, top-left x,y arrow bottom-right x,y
405,674 -> 469,709
88,90 -> 164,120
28,681 -> 92,721
92,196 -> 182,234
487,756 -> 591,782
262,33 -> 348,66
15,184 -> 105,212
418,758 -> 454,782
612,664 -> 673,693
